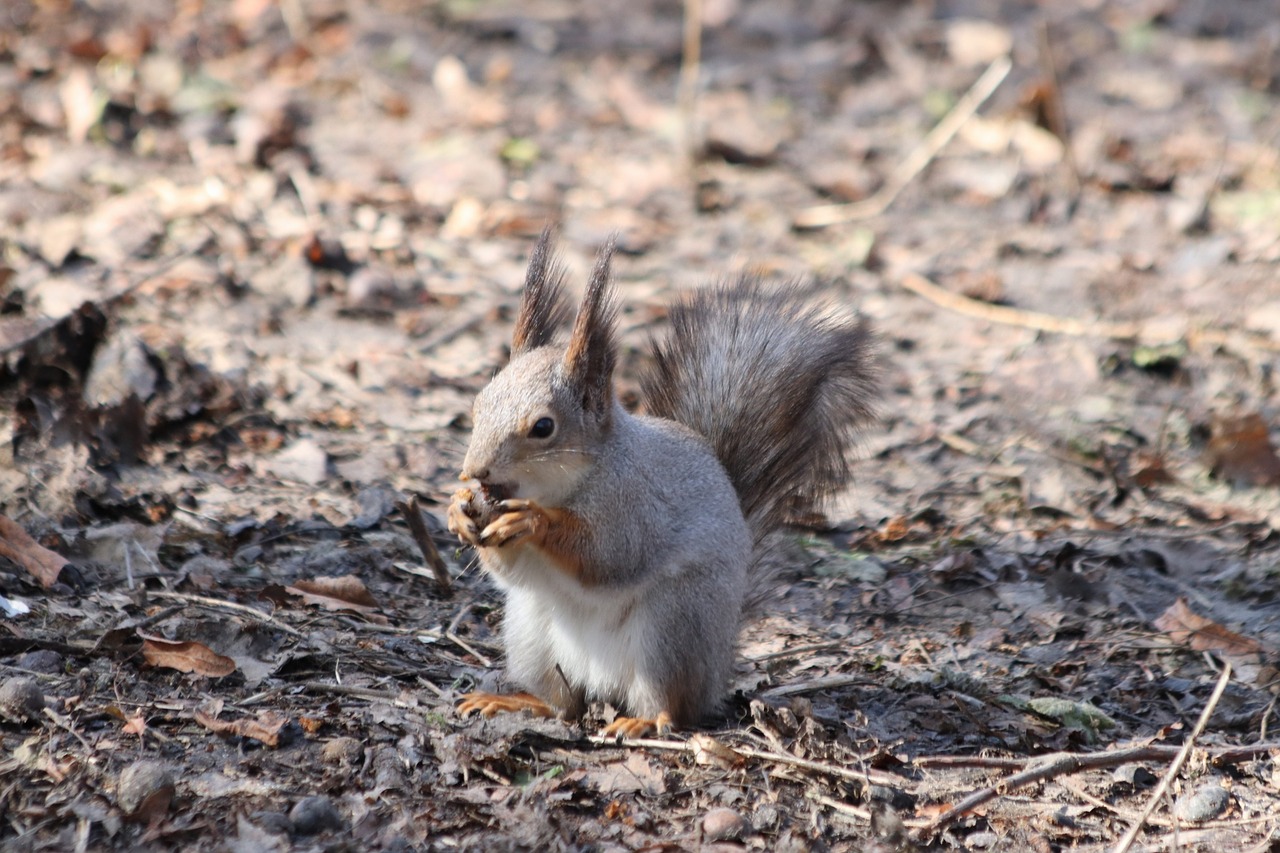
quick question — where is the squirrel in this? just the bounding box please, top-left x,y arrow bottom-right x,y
448,229 -> 877,738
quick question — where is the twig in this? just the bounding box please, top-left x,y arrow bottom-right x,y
146,590 -> 307,639
678,0 -> 703,167
747,641 -> 846,663
395,497 -> 452,590
902,271 -> 1280,352
1036,19 -> 1081,208
794,54 -> 1012,229
760,673 -> 875,698
1112,662 -> 1233,853
901,271 -> 1141,338
916,709 -> 1262,839
587,733 -> 907,789
446,603 -> 493,668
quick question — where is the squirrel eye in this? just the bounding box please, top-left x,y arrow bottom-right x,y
528,417 -> 555,439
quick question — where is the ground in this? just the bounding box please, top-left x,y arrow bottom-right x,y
1,0 -> 1279,850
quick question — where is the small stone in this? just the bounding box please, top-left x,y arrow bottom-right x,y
0,676 -> 45,722
321,736 -> 363,765
251,810 -> 293,836
289,795 -> 345,836
1173,782 -> 1230,823
702,807 -> 746,842
262,439 -> 329,486
15,650 -> 62,673
117,760 -> 175,821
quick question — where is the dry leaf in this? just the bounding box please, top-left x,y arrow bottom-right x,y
139,633 -> 237,678
1153,598 -> 1266,659
286,575 -> 379,613
105,704 -> 148,737
0,515 -> 68,588
194,709 -> 287,747
689,733 -> 744,769
1204,413 -> 1280,488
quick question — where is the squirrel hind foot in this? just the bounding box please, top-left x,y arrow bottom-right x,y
457,691 -> 555,719
601,711 -> 673,740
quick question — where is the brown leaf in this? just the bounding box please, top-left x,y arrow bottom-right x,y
139,633 -> 236,678
286,575 -> 379,613
688,733 -> 744,769
105,704 -> 148,737
1153,598 -> 1266,658
1204,413 -> 1280,488
0,515 -> 68,588
194,709 -> 287,747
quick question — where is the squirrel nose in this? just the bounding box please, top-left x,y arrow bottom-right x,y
461,467 -> 488,481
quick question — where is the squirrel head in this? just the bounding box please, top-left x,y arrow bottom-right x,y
460,231 -> 618,506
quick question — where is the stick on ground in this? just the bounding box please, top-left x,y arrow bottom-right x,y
794,54 -> 1012,229
1111,662 -> 1233,853
396,497 -> 453,591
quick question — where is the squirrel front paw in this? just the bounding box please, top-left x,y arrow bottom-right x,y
447,488 -> 487,546
479,499 -> 549,548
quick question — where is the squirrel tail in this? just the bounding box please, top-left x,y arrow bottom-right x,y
642,278 -> 878,539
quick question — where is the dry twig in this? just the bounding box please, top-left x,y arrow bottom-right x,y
1112,662 -> 1233,853
901,271 -> 1141,339
918,674 -> 1256,841
795,55 -> 1012,229
678,0 -> 703,167
396,497 -> 453,590
588,733 -> 907,789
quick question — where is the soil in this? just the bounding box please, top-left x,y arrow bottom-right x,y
1,0 -> 1279,850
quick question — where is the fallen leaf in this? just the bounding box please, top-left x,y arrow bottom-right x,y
194,709 -> 288,747
1204,413 -> 1280,488
139,633 -> 237,678
286,575 -> 379,613
689,733 -> 744,769
105,704 -> 148,737
0,515 -> 68,588
1153,598 -> 1266,658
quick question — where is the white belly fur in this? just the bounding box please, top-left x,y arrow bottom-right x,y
495,547 -> 648,709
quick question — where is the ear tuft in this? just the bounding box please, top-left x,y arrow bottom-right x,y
563,236 -> 619,418
511,226 -> 570,353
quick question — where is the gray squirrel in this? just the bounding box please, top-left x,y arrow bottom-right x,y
448,229 -> 877,737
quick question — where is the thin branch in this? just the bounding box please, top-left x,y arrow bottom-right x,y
795,54 -> 1012,229
146,590 -> 307,638
1112,662 -> 1233,853
902,270 -> 1280,352
587,733 -> 907,789
901,271 -> 1141,339
678,0 -> 703,168
396,497 -> 453,590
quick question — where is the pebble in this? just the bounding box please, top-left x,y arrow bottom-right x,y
0,676 -> 45,722
1173,782 -> 1230,823
702,807 -> 746,842
289,795 -> 345,835
117,760 -> 176,820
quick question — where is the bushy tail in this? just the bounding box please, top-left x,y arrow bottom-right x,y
642,278 -> 877,538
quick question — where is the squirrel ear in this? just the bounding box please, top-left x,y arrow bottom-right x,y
511,226 -> 570,353
563,236 -> 618,418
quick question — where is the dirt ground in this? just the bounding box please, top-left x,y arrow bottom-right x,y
2,0 -> 1279,850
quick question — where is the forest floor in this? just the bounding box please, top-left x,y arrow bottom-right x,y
1,0 -> 1279,850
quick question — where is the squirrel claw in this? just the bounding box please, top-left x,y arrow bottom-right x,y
458,691 -> 554,719
447,488 -> 483,546
602,711 -> 673,740
479,500 -> 547,548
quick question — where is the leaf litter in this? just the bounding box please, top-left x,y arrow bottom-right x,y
1,0 -> 1279,851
